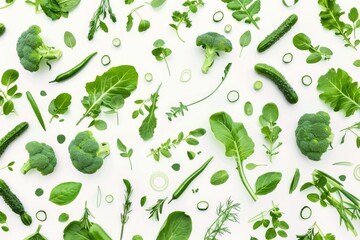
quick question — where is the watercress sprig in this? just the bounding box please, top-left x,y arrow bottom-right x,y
126,4 -> 151,32
0,69 -> 22,116
152,39 -> 172,76
169,0 -> 204,43
296,222 -> 335,240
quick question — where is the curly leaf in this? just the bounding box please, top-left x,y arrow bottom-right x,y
317,68 -> 360,117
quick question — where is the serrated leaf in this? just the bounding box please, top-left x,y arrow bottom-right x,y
317,68 -> 360,117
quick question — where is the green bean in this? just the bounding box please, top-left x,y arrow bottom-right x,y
49,52 -> 97,83
168,157 -> 213,203
26,91 -> 46,131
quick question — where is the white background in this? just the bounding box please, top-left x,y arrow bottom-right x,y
1,0 -> 360,239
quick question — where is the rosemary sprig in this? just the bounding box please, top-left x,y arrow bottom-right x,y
204,197 -> 240,240
88,0 -> 117,40
120,179 -> 133,240
146,197 -> 167,221
166,63 -> 232,121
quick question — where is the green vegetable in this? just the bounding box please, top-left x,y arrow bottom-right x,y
354,59 -> 360,67
132,235 -> 143,240
26,91 -> 46,131
196,32 -> 232,74
126,4 -> 151,32
197,201 -> 209,211
147,197 -> 167,221
282,53 -> 293,63
255,172 -> 282,195
296,222 -> 335,240
204,197 -> 240,240
169,157 -> 212,203
140,196 -> 147,207
301,169 -> 360,236
58,213 -> 69,222
49,182 -> 82,205
239,30 -> 251,57
133,84 -> 161,140
253,80 -> 263,90
213,11 -> 224,22
48,93 -> 72,123
117,138 -> 133,170
152,39 -> 172,76
301,75 -> 312,86
35,210 -> 47,222
318,0 -> 359,49
289,168 -> 300,194
156,211 -> 192,240
68,131 -> 110,174
105,195 -> 113,203
209,112 -> 257,201
150,0 -> 166,8
224,24 -> 232,33
257,14 -> 298,52
0,179 -> 32,226
0,122 -> 28,157
26,0 -> 80,20
293,33 -> 333,63
169,0 -> 204,42
21,141 -> 57,175
64,31 -> 76,49
246,163 -> 267,170
0,211 -> 9,232
210,170 -> 229,185
50,52 -> 97,83
144,73 -> 153,82
16,25 -> 62,72
221,0 -> 260,29
254,63 -> 298,104
171,163 -> 180,171
250,203 -> 289,239
112,38 -> 121,47
0,161 -> 14,172
63,203 -> 112,240
227,90 -> 239,103
0,23 -> 5,36
57,134 -> 66,144
101,55 -> 111,66
244,101 -> 253,115
317,68 -> 360,117
148,128 -> 206,161
0,69 -> 22,115
167,63 -> 232,120
77,65 -> 138,126
0,0 -> 14,9
295,111 -> 333,161
24,225 -> 47,240
120,179 -> 133,240
150,171 -> 169,192
282,0 -> 299,7
88,0 -> 116,40
259,103 -> 282,162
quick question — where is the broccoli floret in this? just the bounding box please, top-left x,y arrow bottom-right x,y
68,131 -> 110,174
21,141 -> 57,175
295,111 -> 334,161
16,25 -> 62,72
196,32 -> 232,74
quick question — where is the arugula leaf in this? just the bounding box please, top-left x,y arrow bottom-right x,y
126,14 -> 134,32
318,0 -> 357,49
48,92 -> 72,123
209,111 -> 257,201
139,84 -> 162,140
77,65 -> 138,126
221,0 -> 260,29
317,68 -> 360,117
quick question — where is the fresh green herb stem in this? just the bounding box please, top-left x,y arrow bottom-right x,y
236,0 -> 259,29
120,180 -> 133,240
168,157 -> 213,203
236,156 -> 258,201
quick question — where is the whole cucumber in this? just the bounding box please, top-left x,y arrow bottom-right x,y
257,14 -> 298,52
254,63 -> 298,104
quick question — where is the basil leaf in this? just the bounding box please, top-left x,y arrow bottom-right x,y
240,30 -> 251,48
255,172 -> 282,195
49,182 -> 82,205
210,170 -> 229,185
156,211 -> 192,240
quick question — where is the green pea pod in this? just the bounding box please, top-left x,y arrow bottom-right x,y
50,52 -> 97,83
26,91 -> 46,131
89,223 -> 112,240
168,156 -> 213,203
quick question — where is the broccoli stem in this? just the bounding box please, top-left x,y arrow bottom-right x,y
97,143 -> 110,159
202,48 -> 216,74
37,45 -> 62,60
20,161 -> 32,175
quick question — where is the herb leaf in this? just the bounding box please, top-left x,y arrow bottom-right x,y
239,30 -> 251,57
49,182 -> 82,206
289,168 -> 300,194
48,93 -> 72,123
221,0 -> 261,29
255,172 -> 282,195
64,31 -> 76,49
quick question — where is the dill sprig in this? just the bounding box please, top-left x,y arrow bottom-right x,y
120,179 -> 133,240
204,197 -> 240,240
88,0 -> 117,40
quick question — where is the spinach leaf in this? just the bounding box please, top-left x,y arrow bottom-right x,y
64,31 -> 76,49
49,182 -> 82,205
156,211 -> 192,240
63,221 -> 91,240
255,172 -> 282,195
209,112 -> 257,201
317,68 -> 360,117
210,170 -> 229,185
77,65 -> 138,126
48,92 -> 72,123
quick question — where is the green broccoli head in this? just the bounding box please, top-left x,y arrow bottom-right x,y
21,141 -> 57,175
68,131 -> 110,174
295,111 -> 333,161
16,25 -> 62,72
196,32 -> 232,74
